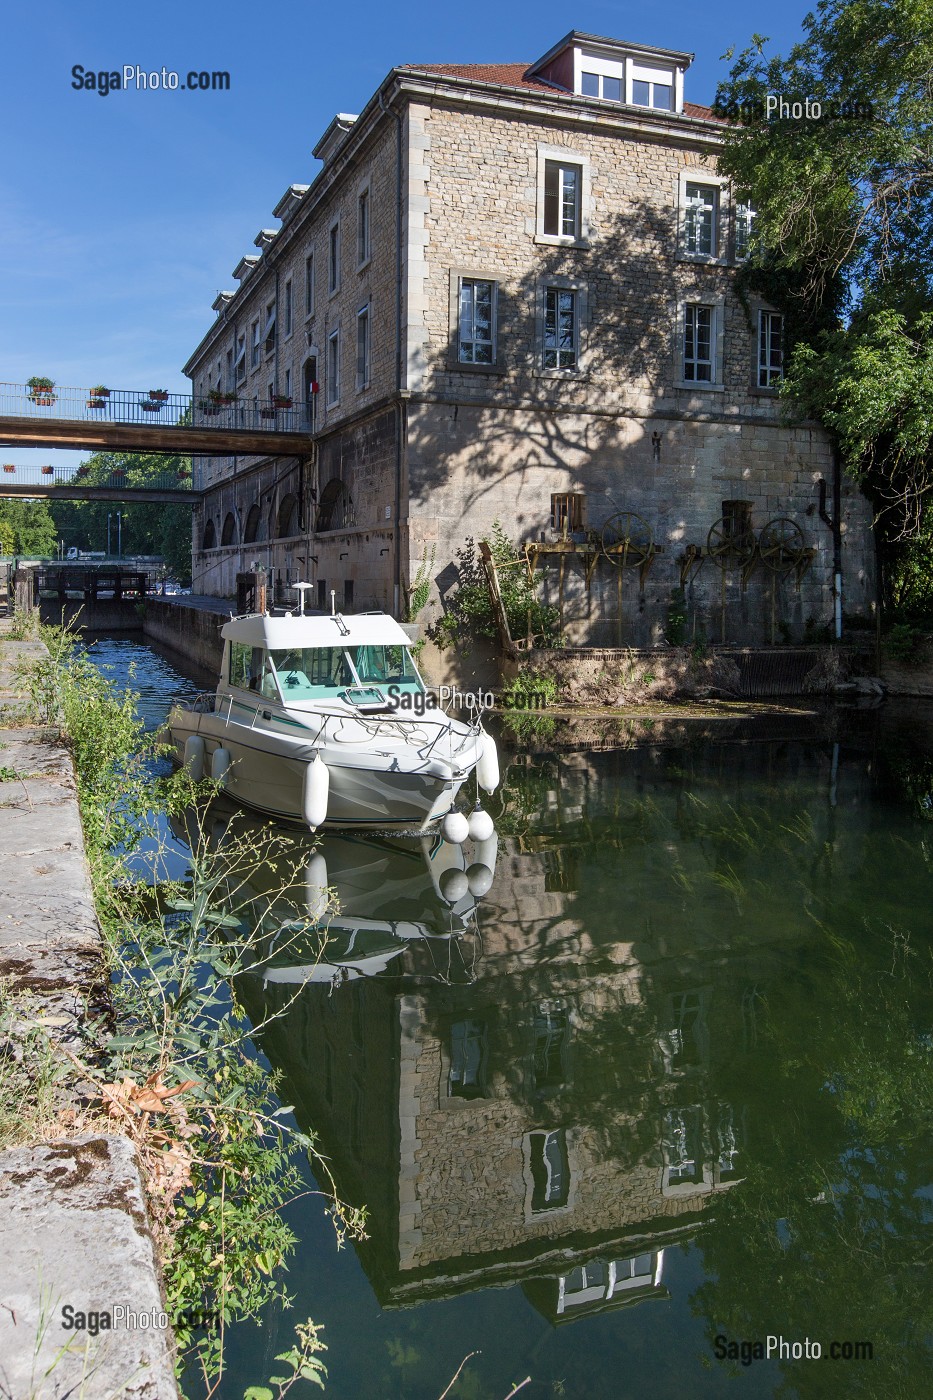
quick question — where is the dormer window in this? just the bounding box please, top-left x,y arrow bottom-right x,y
630,62 -> 674,110
580,69 -> 622,102
530,33 -> 689,115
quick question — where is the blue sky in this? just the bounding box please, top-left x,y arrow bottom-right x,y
1,0 -> 817,467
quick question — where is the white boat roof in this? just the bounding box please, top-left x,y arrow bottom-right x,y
220,610 -> 413,649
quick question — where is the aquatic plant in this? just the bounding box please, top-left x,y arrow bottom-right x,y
12,624 -> 366,1394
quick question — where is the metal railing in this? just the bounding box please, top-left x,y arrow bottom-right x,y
0,463 -> 192,490
0,382 -> 315,434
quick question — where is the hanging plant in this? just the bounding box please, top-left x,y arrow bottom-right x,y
148,389 -> 170,402
41,465 -> 54,476
27,375 -> 56,407
2,464 -> 15,474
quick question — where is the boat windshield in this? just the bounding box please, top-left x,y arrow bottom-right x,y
266,644 -> 424,701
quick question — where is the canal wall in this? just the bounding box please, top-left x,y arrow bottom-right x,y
141,597 -> 228,674
0,619 -> 179,1397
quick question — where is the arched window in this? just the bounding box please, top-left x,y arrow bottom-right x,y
277,493 -> 300,538
317,478 -> 349,532
202,518 -> 217,550
221,512 -> 238,546
243,503 -> 267,543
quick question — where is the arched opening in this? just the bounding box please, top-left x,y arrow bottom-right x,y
221,512 -> 238,546
317,478 -> 349,532
278,493 -> 300,539
243,503 -> 267,544
202,518 -> 217,551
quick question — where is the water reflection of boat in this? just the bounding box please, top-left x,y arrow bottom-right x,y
166,606 -> 499,830
172,802 -> 498,986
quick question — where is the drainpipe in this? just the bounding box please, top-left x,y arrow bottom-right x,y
379,84 -> 404,619
818,449 -> 843,640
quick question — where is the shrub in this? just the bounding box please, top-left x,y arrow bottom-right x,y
429,523 -> 560,653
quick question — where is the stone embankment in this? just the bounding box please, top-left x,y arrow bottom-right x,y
0,615 -> 178,1398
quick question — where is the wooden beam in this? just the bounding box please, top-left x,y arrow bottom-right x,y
0,482 -> 196,504
0,415 -> 311,458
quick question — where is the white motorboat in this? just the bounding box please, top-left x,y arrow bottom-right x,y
167,602 -> 499,830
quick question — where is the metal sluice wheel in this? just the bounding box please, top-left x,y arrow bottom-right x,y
601,511 -> 653,566
707,516 -> 757,570
758,517 -> 807,572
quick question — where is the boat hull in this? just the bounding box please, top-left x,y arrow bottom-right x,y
168,707 -> 466,829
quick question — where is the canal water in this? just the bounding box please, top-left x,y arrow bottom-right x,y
85,637 -> 933,1398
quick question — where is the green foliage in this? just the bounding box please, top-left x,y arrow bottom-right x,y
14,627 -> 366,1394
48,451 -> 193,582
429,523 -> 560,652
0,498 -> 59,556
501,669 -> 559,709
665,588 -> 687,646
715,0 -> 933,566
885,621 -> 927,664
406,545 -> 435,623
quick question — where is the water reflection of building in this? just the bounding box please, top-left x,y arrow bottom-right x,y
248,811 -> 770,1313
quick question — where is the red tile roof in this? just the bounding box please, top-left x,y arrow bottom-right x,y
399,62 -> 555,92
399,63 -> 724,121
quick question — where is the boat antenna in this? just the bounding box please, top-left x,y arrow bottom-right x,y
290,581 -> 314,616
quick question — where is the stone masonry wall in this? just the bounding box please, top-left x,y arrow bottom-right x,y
404,99 -> 875,646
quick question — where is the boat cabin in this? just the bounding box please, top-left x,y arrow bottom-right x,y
218,611 -> 426,712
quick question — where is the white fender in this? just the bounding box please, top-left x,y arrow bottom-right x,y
302,754 -> 330,829
467,806 -> 495,842
441,810 -> 470,845
183,734 -> 205,781
420,834 -> 467,901
476,733 -> 500,793
475,832 -> 499,875
210,746 -> 231,783
303,851 -> 329,923
466,862 -> 494,898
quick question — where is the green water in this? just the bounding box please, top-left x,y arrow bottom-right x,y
87,641 -> 933,1398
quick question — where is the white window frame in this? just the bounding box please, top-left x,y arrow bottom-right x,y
677,171 -> 728,264
305,251 -> 315,317
327,327 -> 340,405
534,144 -> 591,248
234,334 -> 246,384
538,277 -> 587,376
757,309 -> 784,389
676,296 -> 725,390
628,59 -> 676,111
357,183 -> 371,269
283,280 -> 293,339
456,276 -> 497,366
735,200 -> 755,261
356,303 -> 370,390
250,319 -> 260,370
264,300 -> 276,356
328,220 -> 341,295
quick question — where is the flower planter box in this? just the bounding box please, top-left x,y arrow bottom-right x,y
86,398 -> 106,409
41,466 -> 54,476
259,408 -> 276,420
140,402 -> 161,412
272,396 -> 293,410
3,465 -> 15,474
90,387 -> 111,399
30,395 -> 55,407
148,390 -> 169,402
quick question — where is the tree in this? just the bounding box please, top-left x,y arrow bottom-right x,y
0,498 -> 59,556
715,0 -> 933,603
47,452 -> 193,582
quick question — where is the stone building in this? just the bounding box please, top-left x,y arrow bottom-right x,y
184,29 -> 875,657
